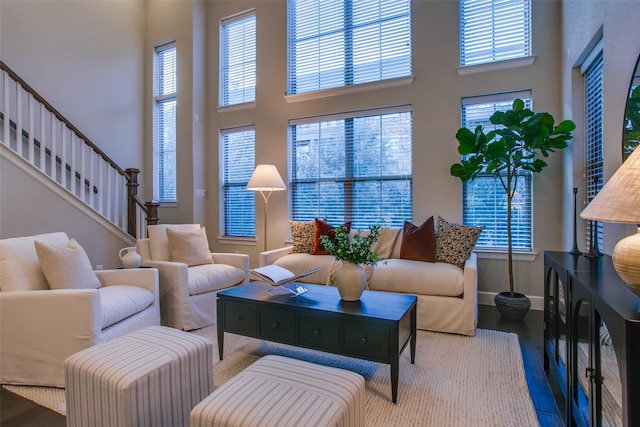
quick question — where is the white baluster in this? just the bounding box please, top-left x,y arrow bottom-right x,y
51,117 -> 57,183
61,124 -> 67,189
28,93 -> 34,161
40,104 -> 46,172
98,157 -> 104,215
3,72 -> 9,145
16,83 -> 22,156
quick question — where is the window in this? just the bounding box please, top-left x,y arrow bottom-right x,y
287,0 -> 411,95
288,106 -> 412,228
461,92 -> 533,251
220,126 -> 255,237
153,42 -> 177,202
219,10 -> 256,107
584,51 -> 604,251
459,0 -> 531,67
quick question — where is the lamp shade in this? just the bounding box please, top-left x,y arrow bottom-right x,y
247,164 -> 286,191
580,146 -> 640,223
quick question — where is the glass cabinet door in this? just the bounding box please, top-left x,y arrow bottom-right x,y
594,313 -> 622,427
573,298 -> 590,427
546,268 -> 569,380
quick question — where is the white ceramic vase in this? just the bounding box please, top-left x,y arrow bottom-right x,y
119,246 -> 141,269
334,262 -> 366,301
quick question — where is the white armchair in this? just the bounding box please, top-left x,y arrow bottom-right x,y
0,232 -> 160,387
136,224 -> 249,331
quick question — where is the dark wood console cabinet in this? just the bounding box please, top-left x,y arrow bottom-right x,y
544,251 -> 640,426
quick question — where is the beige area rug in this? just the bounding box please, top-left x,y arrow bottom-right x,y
4,328 -> 539,426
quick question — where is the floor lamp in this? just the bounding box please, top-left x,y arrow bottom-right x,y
247,164 -> 286,252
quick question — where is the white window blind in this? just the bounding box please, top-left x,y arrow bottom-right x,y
461,92 -> 533,250
153,42 -> 177,202
459,0 -> 531,67
288,106 -> 412,228
220,126 -> 255,237
219,10 -> 256,107
585,52 -> 604,250
287,0 -> 412,95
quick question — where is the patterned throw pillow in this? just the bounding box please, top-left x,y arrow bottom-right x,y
435,216 -> 484,269
289,220 -> 315,253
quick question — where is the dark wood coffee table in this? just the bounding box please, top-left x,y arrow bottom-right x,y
217,281 -> 417,403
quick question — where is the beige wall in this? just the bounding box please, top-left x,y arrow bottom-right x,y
2,0 -> 639,304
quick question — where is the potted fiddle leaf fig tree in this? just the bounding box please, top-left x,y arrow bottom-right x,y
450,99 -> 576,320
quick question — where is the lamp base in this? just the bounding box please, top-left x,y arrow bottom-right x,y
612,227 -> 640,297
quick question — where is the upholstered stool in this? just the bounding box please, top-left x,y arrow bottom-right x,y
65,325 -> 213,427
190,354 -> 365,427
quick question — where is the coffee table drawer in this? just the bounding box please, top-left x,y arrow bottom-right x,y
344,320 -> 390,362
259,307 -> 296,344
223,301 -> 257,336
299,313 -> 340,352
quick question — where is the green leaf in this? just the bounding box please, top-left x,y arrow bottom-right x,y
555,119 -> 576,133
512,98 -> 525,111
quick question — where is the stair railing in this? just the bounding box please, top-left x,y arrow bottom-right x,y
0,60 -> 158,238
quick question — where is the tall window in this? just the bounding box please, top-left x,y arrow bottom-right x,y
288,107 -> 412,228
459,0 -> 531,67
584,51 -> 604,250
153,42 -> 177,202
287,0 -> 412,95
461,92 -> 533,251
219,10 -> 256,107
220,126 -> 255,237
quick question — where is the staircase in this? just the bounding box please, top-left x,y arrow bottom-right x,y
0,60 -> 158,239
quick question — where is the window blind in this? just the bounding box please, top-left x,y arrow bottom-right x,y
460,0 -> 531,67
220,126 -> 255,237
288,106 -> 412,229
287,0 -> 412,95
153,42 -> 177,202
585,52 -> 604,250
461,92 -> 533,251
219,10 -> 256,107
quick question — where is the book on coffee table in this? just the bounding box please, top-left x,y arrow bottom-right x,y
250,264 -> 319,287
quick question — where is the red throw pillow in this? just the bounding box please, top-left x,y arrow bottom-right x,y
399,217 -> 436,262
313,218 -> 351,255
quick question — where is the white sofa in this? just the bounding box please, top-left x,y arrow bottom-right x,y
136,224 -> 250,331
0,232 -> 160,387
260,225 -> 478,336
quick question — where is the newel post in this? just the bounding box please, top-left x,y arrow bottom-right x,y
126,168 -> 140,237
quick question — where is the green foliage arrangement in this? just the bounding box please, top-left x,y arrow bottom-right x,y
624,85 -> 640,159
320,224 -> 382,266
450,99 -> 576,296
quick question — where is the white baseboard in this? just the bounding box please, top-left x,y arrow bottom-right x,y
478,291 -> 544,311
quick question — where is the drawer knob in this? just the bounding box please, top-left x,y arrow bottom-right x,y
361,337 -> 367,343
314,329 -> 320,336
235,315 -> 243,322
272,322 -> 279,328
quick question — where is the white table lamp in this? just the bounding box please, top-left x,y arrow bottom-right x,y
580,147 -> 640,296
247,164 -> 286,251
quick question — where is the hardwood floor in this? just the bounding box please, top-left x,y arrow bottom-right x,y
1,305 -> 562,426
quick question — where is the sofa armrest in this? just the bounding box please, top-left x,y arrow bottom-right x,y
0,289 -> 102,387
211,253 -> 250,284
259,246 -> 294,267
138,260 -> 189,328
462,252 -> 479,317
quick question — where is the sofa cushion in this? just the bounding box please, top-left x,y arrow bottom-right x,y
289,220 -> 315,254
35,238 -> 101,290
435,216 -> 484,269
369,259 -> 464,297
166,227 -> 213,267
187,264 -> 246,296
0,232 -> 71,292
313,219 -> 351,255
147,224 -> 201,261
400,217 -> 436,263
370,227 -> 401,259
274,253 -> 337,285
99,285 -> 155,328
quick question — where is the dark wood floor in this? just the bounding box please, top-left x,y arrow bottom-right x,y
1,305 -> 563,426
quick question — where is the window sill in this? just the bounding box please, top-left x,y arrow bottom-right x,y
217,101 -> 257,113
284,76 -> 414,103
474,250 -> 538,262
457,56 -> 536,76
157,201 -> 177,208
216,236 -> 257,246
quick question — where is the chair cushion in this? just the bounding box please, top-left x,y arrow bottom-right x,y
34,238 -> 101,290
98,285 -> 155,329
369,258 -> 464,297
188,264 -> 246,296
0,232 -> 69,291
147,224 -> 201,261
166,227 -> 213,267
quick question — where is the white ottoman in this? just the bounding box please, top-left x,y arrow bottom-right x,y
65,326 -> 214,427
191,355 -> 365,427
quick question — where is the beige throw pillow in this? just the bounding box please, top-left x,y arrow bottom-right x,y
166,227 -> 213,267
34,238 -> 101,290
